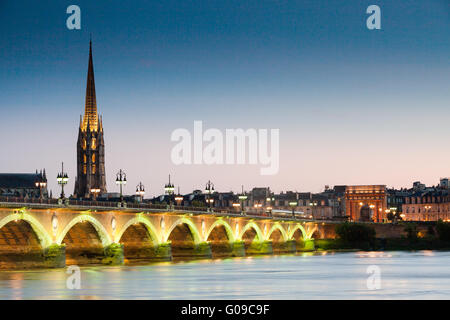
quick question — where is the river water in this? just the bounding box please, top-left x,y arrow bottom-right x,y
0,251 -> 449,299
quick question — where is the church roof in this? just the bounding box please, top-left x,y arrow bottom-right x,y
0,173 -> 42,189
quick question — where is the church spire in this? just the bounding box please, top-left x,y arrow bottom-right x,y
82,39 -> 98,132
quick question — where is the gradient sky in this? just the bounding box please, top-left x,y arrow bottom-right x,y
1,0 -> 449,197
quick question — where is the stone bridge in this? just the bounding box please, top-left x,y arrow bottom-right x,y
0,202 -> 330,269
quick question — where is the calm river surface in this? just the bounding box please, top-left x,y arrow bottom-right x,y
0,251 -> 449,299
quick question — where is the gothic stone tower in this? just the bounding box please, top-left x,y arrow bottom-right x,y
74,41 -> 107,199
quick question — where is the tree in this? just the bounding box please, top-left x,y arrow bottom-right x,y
404,224 -> 418,241
386,212 -> 395,222
335,222 -> 376,243
436,220 -> 450,241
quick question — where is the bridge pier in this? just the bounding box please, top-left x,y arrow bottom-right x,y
298,239 -> 315,252
102,243 -> 124,265
193,242 -> 212,259
230,241 -> 245,257
154,243 -> 172,261
246,240 -> 273,255
43,244 -> 66,268
274,240 -> 297,254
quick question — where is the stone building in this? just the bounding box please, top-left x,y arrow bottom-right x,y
402,189 -> 450,221
344,185 -> 387,222
0,170 -> 48,199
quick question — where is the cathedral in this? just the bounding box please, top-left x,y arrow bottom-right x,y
73,41 -> 107,199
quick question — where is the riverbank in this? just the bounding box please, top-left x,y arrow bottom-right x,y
315,238 -> 450,251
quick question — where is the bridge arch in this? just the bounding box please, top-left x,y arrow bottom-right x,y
289,224 -> 308,240
206,219 -> 235,243
206,219 -> 236,257
117,216 -> 162,262
238,221 -> 264,242
56,214 -> 111,246
306,225 -> 320,239
0,212 -> 52,248
116,216 -> 160,245
165,217 -> 203,259
267,223 -> 288,242
165,217 -> 201,244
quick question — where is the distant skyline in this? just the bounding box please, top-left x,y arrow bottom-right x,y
1,1 -> 449,197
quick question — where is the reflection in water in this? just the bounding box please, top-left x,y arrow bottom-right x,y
0,251 -> 449,299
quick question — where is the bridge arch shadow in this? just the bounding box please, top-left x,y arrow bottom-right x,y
57,214 -> 111,265
117,217 -> 161,263
206,220 -> 235,258
0,213 -> 51,269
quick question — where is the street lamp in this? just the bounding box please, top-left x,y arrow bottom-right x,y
136,182 -> 145,202
289,201 -> 298,219
56,162 -> 68,200
164,175 -> 175,208
35,174 -> 47,200
164,175 -> 175,195
238,185 -> 247,215
174,187 -> 183,206
115,169 -> 127,202
90,188 -> 101,201
204,180 -> 215,211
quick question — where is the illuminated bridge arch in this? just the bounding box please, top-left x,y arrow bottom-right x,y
289,224 -> 308,240
0,212 -> 52,248
267,223 -> 288,242
116,216 -> 160,245
206,219 -> 235,243
238,221 -> 264,242
165,217 -> 201,244
56,214 -> 111,246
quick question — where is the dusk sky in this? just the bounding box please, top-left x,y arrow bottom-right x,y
1,1 -> 449,197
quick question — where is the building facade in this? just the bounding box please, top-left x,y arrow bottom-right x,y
402,189 -> 450,221
0,171 -> 48,199
73,41 -> 107,199
344,185 -> 387,222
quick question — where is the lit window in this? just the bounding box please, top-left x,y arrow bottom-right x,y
92,154 -> 96,163
92,138 -> 97,150
92,165 -> 96,174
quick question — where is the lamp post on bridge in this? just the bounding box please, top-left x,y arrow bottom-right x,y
136,182 -> 145,203
204,180 -> 215,212
164,175 -> 175,209
90,188 -> 101,201
289,201 -> 298,219
35,171 -> 47,200
56,162 -> 68,203
238,185 -> 247,216
174,187 -> 183,207
115,169 -> 127,204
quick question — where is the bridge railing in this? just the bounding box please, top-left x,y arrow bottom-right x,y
0,196 -> 315,222
0,196 -> 59,205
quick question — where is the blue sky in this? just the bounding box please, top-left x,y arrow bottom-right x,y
0,1 -> 449,196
